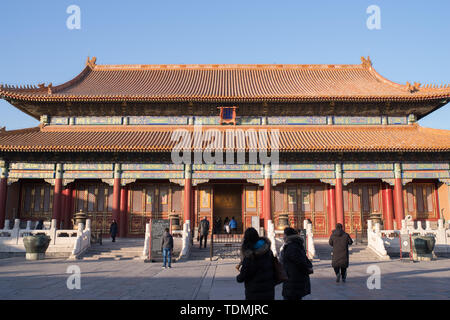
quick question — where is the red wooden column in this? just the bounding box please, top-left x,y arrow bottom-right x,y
112,164 -> 121,234
382,183 -> 395,230
120,185 -> 128,237
60,187 -> 68,229
263,164 -> 272,230
184,164 -> 192,227
393,163 -> 404,229
335,163 -> 345,230
0,161 -> 8,229
52,164 -> 63,228
328,185 -> 337,232
63,186 -> 73,229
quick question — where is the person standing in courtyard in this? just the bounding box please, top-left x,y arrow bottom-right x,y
199,216 -> 210,248
161,227 -> 174,268
236,227 -> 275,300
109,219 -> 118,242
329,223 -> 353,283
280,227 -> 313,300
229,216 -> 237,234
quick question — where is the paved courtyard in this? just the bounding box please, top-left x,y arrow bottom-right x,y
0,251 -> 449,300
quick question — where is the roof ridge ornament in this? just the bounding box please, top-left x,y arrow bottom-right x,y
406,82 -> 421,93
37,82 -> 53,94
86,56 -> 97,69
361,56 -> 372,69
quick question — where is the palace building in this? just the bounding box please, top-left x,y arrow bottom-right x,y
0,56 -> 449,238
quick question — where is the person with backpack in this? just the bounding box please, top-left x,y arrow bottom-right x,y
280,227 -> 313,300
199,217 -> 210,248
161,227 -> 174,268
329,223 -> 353,282
236,227 -> 276,300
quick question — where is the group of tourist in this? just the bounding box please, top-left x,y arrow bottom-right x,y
213,216 -> 238,234
110,216 -> 353,297
236,223 -> 353,300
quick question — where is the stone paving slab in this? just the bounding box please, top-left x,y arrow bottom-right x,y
0,254 -> 449,300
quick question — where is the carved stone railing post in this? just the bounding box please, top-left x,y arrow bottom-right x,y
0,160 -> 8,229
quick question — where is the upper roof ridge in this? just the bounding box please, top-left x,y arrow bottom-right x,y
92,62 -> 363,71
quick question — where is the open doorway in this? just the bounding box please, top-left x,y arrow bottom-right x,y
213,184 -> 243,234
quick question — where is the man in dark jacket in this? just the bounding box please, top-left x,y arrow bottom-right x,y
329,223 -> 353,282
236,235 -> 275,300
280,227 -> 313,300
199,217 -> 210,249
109,219 -> 118,242
161,228 -> 174,268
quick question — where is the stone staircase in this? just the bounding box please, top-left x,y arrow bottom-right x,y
314,241 -> 380,262
80,238 -> 144,261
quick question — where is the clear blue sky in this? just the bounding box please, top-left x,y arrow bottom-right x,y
0,0 -> 449,130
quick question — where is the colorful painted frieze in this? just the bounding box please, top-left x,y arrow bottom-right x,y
342,163 -> 393,171
192,172 -> 263,179
63,171 -> 113,179
388,116 -> 407,125
10,163 -> 55,170
74,116 -> 123,125
402,163 -> 450,170
8,171 -> 54,179
268,116 -> 327,125
272,171 -> 335,179
127,116 -> 188,125
193,164 -> 262,171
49,117 -> 69,125
343,171 -> 394,179
121,171 -> 184,179
63,164 -> 114,171
121,164 -> 184,171
334,116 -> 382,125
402,171 -> 450,179
276,164 -> 335,171
238,117 -> 261,125
194,116 -> 220,125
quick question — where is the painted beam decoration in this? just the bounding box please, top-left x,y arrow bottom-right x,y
6,162 -> 449,184
63,163 -> 114,179
121,163 -> 184,179
272,163 -> 335,180
268,116 -> 327,125
334,116 -> 382,125
192,164 -> 264,179
401,163 -> 450,183
8,162 -> 55,179
128,116 -> 188,125
46,115 -> 410,126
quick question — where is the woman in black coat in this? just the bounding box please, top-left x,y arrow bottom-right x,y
236,227 -> 275,300
280,227 -> 313,300
110,219 -> 118,242
329,223 -> 353,282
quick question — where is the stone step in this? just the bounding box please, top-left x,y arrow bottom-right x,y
89,248 -> 144,253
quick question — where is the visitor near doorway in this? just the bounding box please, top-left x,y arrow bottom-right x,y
229,217 -> 237,234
